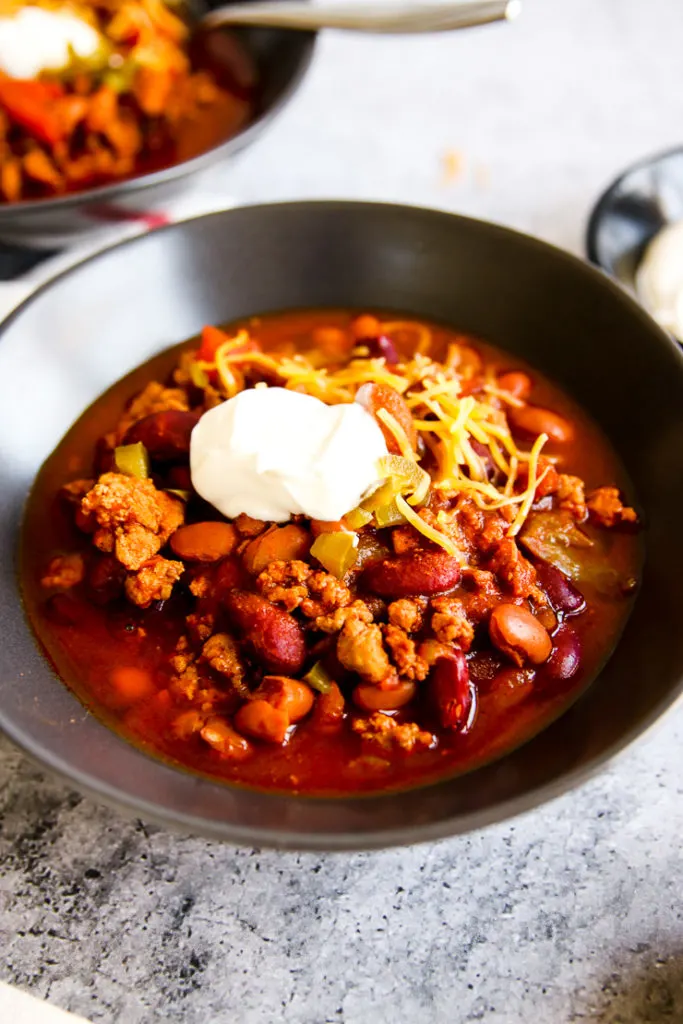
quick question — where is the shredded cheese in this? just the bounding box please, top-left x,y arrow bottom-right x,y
200,325 -> 555,543
375,408 -> 417,462
395,495 -> 460,557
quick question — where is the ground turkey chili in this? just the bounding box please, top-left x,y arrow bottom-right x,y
21,310 -> 641,795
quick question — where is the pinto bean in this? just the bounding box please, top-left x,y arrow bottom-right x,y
351,314 -> 382,340
352,680 -> 416,712
256,676 -> 315,722
312,681 -> 346,734
497,371 -> 532,400
200,717 -> 252,760
224,590 -> 305,674
310,519 -> 346,537
544,625 -> 582,681
509,405 -> 573,444
243,524 -> 310,575
312,326 -> 352,360
363,551 -> 461,598
170,522 -> 237,562
430,650 -> 473,731
489,603 -> 552,667
355,382 -> 417,453
534,562 -> 586,615
234,699 -> 289,744
123,409 -> 201,462
110,666 -> 155,704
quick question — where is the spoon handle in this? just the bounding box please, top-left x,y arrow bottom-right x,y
202,0 -> 520,34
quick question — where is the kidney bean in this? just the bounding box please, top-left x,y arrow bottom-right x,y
544,625 -> 582,681
497,371 -> 532,400
363,335 -> 400,366
224,590 -> 305,674
212,556 -> 248,599
352,680 -> 416,712
170,522 -> 237,563
312,681 -> 346,734
355,382 -> 417,453
199,717 -> 253,760
430,651 -> 474,731
489,603 -> 553,667
234,699 -> 289,744
123,409 -> 201,462
509,405 -> 574,444
243,524 -> 310,575
534,562 -> 586,616
166,464 -> 193,491
256,676 -> 315,722
87,554 -> 126,604
363,551 -> 460,598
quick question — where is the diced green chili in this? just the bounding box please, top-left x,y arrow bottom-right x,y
189,361 -> 210,389
114,442 -> 150,479
344,507 -> 373,530
374,499 -> 407,528
303,661 -> 332,694
310,531 -> 359,577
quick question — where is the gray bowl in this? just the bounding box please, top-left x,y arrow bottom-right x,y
586,146 -> 683,294
2,201 -> 683,850
0,6 -> 315,247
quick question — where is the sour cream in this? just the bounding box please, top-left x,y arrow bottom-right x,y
636,219 -> 683,341
190,387 -> 389,522
0,6 -> 103,80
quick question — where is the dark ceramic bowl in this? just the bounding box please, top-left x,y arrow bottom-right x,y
2,202 -> 683,850
586,146 -> 683,293
0,5 -> 315,248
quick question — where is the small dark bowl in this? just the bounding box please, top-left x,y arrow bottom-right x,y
586,146 -> 683,293
2,201 -> 683,851
0,5 -> 315,248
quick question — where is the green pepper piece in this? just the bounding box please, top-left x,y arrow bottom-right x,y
190,361 -> 210,389
310,531 -> 359,577
374,499 -> 407,528
303,661 -> 332,694
344,507 -> 374,530
114,442 -> 150,479
165,488 -> 191,502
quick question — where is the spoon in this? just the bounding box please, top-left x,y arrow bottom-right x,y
198,0 -> 520,35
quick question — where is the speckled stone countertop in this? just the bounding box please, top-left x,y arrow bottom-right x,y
4,1 -> 683,1021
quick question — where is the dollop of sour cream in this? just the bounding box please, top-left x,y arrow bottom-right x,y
0,6 -> 102,80
190,387 -> 389,522
636,219 -> 683,341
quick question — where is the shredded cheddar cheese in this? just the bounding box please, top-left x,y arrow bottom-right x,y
201,322 -> 552,543
375,408 -> 416,462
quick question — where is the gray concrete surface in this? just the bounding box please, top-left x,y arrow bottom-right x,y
3,0 -> 683,1020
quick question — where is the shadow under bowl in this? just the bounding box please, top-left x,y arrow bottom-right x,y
2,201 -> 683,850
